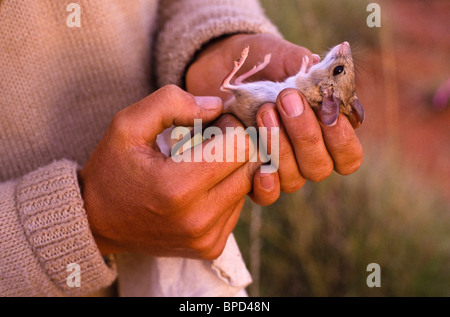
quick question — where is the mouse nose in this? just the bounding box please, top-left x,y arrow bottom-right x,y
339,41 -> 351,54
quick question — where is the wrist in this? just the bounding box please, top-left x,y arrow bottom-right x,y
184,33 -> 240,84
77,167 -> 118,256
186,33 -> 255,98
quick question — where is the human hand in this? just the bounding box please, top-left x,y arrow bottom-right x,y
79,85 -> 276,260
186,34 -> 363,194
186,33 -> 316,100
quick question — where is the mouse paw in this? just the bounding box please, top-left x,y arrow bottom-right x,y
299,55 -> 310,76
234,53 -> 272,85
312,54 -> 321,64
220,46 -> 250,91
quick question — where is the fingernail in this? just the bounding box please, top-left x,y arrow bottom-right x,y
260,173 -> 275,190
194,96 -> 222,110
281,92 -> 304,117
261,110 -> 280,128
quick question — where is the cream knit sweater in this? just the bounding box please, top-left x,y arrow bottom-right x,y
0,0 -> 279,296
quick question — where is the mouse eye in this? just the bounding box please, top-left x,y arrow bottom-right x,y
333,66 -> 344,76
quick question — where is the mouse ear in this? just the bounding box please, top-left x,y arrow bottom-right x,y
321,94 -> 340,126
348,97 -> 365,128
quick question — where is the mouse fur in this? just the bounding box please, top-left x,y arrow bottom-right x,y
221,42 -> 364,128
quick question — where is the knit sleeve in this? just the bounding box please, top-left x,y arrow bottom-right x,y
0,160 -> 117,296
154,0 -> 282,87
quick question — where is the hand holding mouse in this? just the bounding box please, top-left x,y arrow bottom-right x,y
78,85 -> 272,259
186,33 -> 363,197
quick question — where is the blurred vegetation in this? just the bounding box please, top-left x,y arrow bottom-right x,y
259,0 -> 379,52
233,0 -> 450,297
236,146 -> 450,296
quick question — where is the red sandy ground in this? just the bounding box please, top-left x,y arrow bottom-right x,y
356,0 -> 450,200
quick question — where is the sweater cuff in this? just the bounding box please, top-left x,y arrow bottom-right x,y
155,0 -> 282,87
15,159 -> 117,296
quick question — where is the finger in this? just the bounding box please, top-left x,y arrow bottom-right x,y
115,85 -> 223,144
248,170 -> 281,206
162,114 -> 257,193
276,89 -> 334,182
253,36 -> 313,80
180,198 -> 244,260
256,103 -> 305,193
203,198 -> 245,260
320,114 -> 364,175
182,151 -> 262,236
207,158 -> 263,211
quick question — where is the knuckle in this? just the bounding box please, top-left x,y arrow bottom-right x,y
163,185 -> 192,210
181,214 -> 211,239
157,85 -> 199,120
186,223 -> 208,240
337,157 -> 363,175
306,161 -> 334,182
203,248 -> 223,261
278,144 -> 295,162
110,111 -> 131,136
281,178 -> 305,193
335,145 -> 364,175
159,84 -> 183,97
298,130 -> 322,147
158,84 -> 192,106
186,236 -> 215,260
195,238 -> 225,261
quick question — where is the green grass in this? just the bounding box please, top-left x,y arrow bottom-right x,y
232,0 -> 450,297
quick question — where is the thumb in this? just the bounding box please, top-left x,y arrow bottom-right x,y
119,85 -> 223,144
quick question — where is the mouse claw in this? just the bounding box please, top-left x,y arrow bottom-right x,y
312,54 -> 321,64
299,55 -> 310,75
221,46 -> 250,91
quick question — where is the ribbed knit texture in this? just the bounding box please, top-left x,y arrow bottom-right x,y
155,0 -> 281,87
0,0 -> 279,296
1,160 -> 117,296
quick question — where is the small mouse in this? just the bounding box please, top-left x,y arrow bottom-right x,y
220,42 -> 365,128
